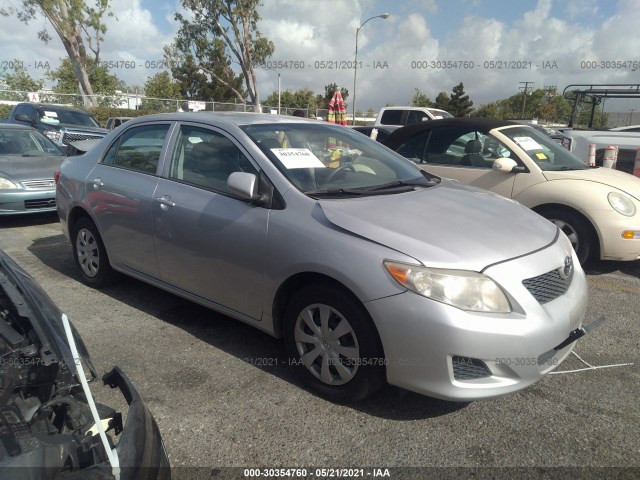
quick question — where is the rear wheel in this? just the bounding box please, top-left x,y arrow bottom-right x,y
539,209 -> 595,265
72,217 -> 117,287
284,284 -> 385,403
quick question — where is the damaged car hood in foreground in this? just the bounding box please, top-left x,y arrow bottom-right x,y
0,250 -> 170,479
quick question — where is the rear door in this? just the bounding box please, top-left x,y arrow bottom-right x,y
87,122 -> 173,278
152,123 -> 269,320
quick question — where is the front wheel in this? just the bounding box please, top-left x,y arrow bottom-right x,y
72,217 -> 117,287
539,209 -> 595,265
284,284 -> 385,403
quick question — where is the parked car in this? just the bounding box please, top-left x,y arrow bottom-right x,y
374,106 -> 453,127
350,125 -> 400,142
0,124 -> 66,215
382,118 -> 640,264
0,248 -> 170,478
106,116 -> 133,130
56,112 -> 595,403
4,103 -> 108,147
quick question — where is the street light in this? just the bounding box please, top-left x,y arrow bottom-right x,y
352,13 -> 389,125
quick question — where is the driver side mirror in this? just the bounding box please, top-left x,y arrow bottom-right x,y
492,158 -> 523,173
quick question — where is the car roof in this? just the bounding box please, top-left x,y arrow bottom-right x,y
0,123 -> 37,131
21,103 -> 95,114
126,111 -> 323,129
381,117 -> 524,149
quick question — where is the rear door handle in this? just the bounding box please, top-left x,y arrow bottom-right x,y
154,195 -> 176,210
91,177 -> 103,189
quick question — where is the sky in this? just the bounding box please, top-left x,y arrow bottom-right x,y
0,0 -> 639,113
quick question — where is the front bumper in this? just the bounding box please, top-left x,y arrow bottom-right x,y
0,190 -> 57,215
67,367 -> 171,480
366,236 -> 591,401
587,208 -> 640,261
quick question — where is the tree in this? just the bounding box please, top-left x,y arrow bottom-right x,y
448,82 -> 474,117
411,88 -> 432,107
171,0 -> 274,112
263,87 -> 317,114
164,49 -> 243,102
141,71 -> 182,111
46,57 -> 121,107
3,1 -> 112,107
434,91 -> 450,111
472,102 -> 501,119
0,59 -> 44,101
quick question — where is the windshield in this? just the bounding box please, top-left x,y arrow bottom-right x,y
36,108 -> 101,128
242,123 -> 436,195
0,128 -> 64,156
500,126 -> 588,171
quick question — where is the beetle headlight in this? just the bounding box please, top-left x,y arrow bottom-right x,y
608,192 -> 636,217
383,261 -> 511,313
0,178 -> 19,189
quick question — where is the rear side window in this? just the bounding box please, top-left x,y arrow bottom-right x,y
101,124 -> 170,174
380,109 -> 403,125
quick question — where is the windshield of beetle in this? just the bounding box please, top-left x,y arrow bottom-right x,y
500,126 -> 588,171
0,128 -> 63,156
242,123 -> 435,195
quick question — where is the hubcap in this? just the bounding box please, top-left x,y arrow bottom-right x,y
294,303 -> 360,386
551,219 -> 579,251
76,228 -> 100,278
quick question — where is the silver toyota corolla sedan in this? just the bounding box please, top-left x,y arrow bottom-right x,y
56,112 -> 596,403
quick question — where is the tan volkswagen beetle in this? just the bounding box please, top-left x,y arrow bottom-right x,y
383,118 -> 640,264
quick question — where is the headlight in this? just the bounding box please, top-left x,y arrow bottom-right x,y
608,191 -> 636,217
0,178 -> 19,189
44,130 -> 62,143
383,261 -> 511,313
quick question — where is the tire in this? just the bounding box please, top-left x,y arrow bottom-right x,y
539,209 -> 595,265
72,217 -> 117,287
284,283 -> 385,403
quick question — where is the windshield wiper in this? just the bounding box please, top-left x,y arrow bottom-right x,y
305,188 -> 368,197
357,179 -> 437,192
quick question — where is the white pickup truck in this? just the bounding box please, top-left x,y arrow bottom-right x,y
374,106 -> 453,127
560,129 -> 640,174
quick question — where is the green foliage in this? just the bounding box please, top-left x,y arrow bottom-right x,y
263,87 -> 317,112
434,92 -> 450,111
0,104 -> 14,119
411,88 -> 432,108
46,58 -> 122,107
171,0 -> 274,109
141,71 -> 182,111
473,88 -> 573,124
448,82 -> 474,117
0,59 -> 44,99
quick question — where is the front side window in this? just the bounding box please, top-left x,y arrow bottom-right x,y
243,123 -> 434,195
102,124 -> 170,174
170,125 -> 258,192
397,126 -> 514,168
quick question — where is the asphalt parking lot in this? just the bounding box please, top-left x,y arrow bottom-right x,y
1,212 -> 639,480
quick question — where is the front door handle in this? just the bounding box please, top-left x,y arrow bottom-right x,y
154,195 -> 176,210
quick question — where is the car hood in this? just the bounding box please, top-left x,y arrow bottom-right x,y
318,182 -> 558,271
0,155 -> 64,182
543,167 -> 640,200
42,122 -> 108,134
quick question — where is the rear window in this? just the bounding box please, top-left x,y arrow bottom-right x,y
379,110 -> 403,125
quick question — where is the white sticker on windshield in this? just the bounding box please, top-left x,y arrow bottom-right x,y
271,148 -> 326,169
44,111 -> 58,117
513,136 -> 543,151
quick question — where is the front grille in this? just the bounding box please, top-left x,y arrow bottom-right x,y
24,198 -> 56,209
452,356 -> 492,380
523,267 -> 572,304
62,132 -> 104,145
21,179 -> 55,190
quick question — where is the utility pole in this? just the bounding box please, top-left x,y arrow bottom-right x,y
519,81 -> 534,118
